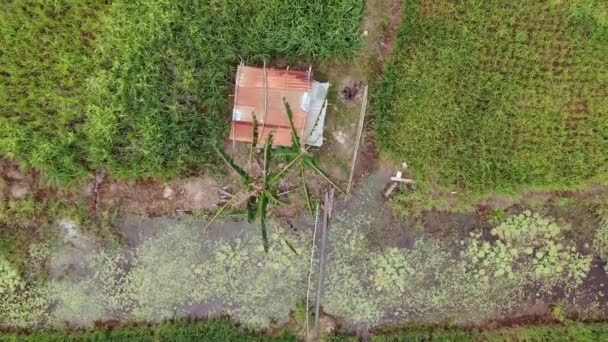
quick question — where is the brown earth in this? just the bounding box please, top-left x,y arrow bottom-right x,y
0,160 -> 223,219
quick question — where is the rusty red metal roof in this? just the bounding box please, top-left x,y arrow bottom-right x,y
230,64 -> 311,147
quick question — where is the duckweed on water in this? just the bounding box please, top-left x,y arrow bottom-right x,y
0,209 -> 600,330
47,222 -> 310,329
323,201 -> 593,326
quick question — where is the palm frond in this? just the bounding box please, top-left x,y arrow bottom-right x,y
300,161 -> 314,218
307,99 -> 327,139
283,99 -> 301,150
269,150 -> 306,185
248,115 -> 259,172
303,157 -> 345,195
265,189 -> 288,206
283,237 -> 298,255
262,131 -> 274,184
275,227 -> 298,255
252,115 -> 260,146
246,195 -> 258,223
214,143 -> 250,183
258,193 -> 270,253
204,199 -> 233,230
273,147 -> 300,161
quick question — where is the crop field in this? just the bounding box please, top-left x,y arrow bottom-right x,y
0,1 -> 364,183
376,0 -> 608,209
4,0 -> 608,340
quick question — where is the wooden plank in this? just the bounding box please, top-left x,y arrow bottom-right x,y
346,84 -> 369,196
314,190 -> 331,337
390,177 -> 415,183
384,182 -> 399,198
230,62 -> 243,150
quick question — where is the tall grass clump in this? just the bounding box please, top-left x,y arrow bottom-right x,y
376,0 -> 608,211
0,2 -> 104,185
1,1 -> 364,182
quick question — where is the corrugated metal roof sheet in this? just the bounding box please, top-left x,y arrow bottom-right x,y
230,65 -> 311,147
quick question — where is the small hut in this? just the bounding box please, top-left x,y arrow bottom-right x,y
230,63 -> 328,147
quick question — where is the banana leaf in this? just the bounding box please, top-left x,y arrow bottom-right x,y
262,131 -> 274,185
258,193 -> 270,252
246,195 -> 257,223
283,99 -> 301,150
265,188 -> 287,206
214,143 -> 250,183
269,150 -> 306,185
300,161 -> 314,218
248,115 -> 259,172
303,157 -> 345,195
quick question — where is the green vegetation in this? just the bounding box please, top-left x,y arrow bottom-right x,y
370,322 -> 608,341
0,244 -> 49,329
377,0 -> 608,211
207,101 -> 342,251
593,215 -> 608,270
0,2 -> 103,184
0,320 -> 296,342
6,320 -> 608,342
464,211 -> 591,288
42,220 -> 309,328
1,1 -> 364,183
0,195 -> 85,271
323,185 -> 596,326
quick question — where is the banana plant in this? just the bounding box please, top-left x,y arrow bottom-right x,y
206,100 -> 342,252
205,118 -> 304,253
277,99 -> 345,217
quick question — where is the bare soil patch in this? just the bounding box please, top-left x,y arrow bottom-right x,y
1,162 -> 33,200
363,0 -> 404,60
96,176 -> 222,216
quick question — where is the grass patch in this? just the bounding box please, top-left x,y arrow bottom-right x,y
376,0 -> 608,211
1,1 -> 364,183
5,320 -> 608,341
0,319 -> 296,342
0,2 -> 104,185
371,322 -> 608,341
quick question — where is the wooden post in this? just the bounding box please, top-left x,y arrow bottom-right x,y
259,60 -> 268,146
230,61 -> 243,151
346,84 -> 369,196
302,65 -> 312,144
305,204 -> 320,340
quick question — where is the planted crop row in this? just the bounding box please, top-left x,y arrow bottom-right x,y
376,0 -> 608,211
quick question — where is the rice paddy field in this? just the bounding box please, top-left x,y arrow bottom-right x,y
0,0 -> 364,183
376,0 -> 608,210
